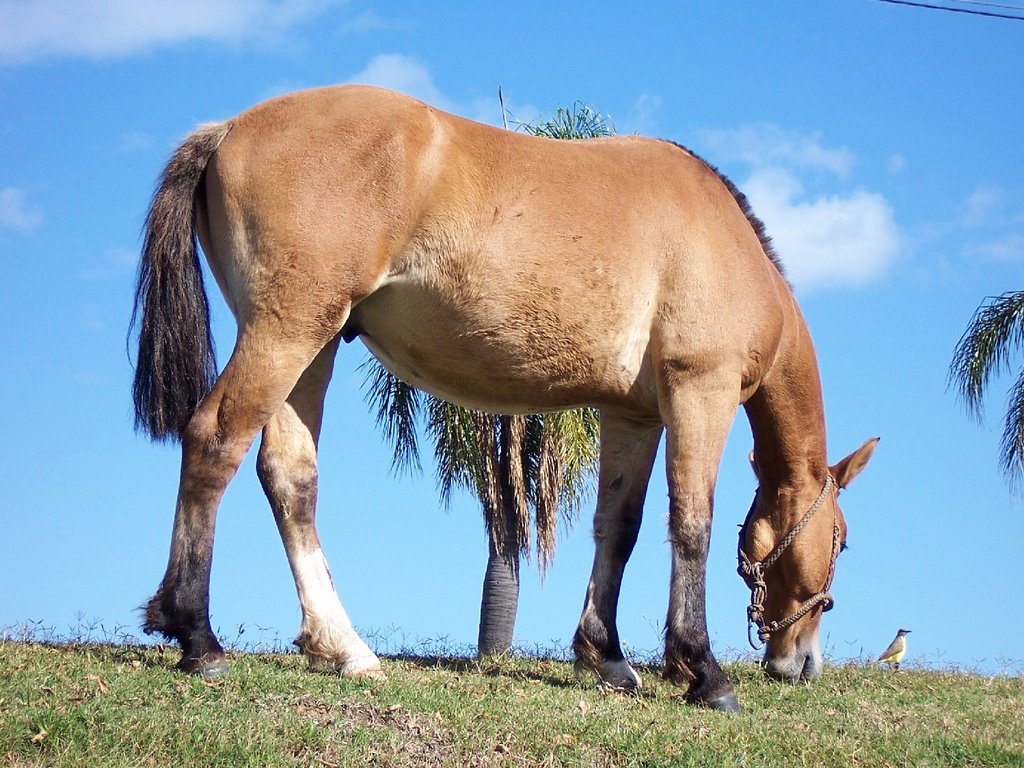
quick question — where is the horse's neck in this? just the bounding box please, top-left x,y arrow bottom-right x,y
743,317 -> 828,493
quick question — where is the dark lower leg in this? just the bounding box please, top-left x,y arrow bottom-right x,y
572,529 -> 636,670
573,419 -> 660,682
143,373 -> 269,674
664,495 -> 738,709
143,536 -> 225,674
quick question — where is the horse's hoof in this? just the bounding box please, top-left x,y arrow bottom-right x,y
309,652 -> 386,681
338,659 -> 386,681
177,655 -> 229,678
705,692 -> 743,712
596,659 -> 642,692
351,665 -> 386,682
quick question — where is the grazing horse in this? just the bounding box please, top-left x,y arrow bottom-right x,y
131,85 -> 876,711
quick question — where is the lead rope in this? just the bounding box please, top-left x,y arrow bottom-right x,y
738,474 -> 837,650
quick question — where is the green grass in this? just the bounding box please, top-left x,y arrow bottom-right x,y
1,640 -> 1022,767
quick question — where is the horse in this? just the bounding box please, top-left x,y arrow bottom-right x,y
131,84 -> 876,712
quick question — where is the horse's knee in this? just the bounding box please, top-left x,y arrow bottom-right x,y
593,504 -> 643,562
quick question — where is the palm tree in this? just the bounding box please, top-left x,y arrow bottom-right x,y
949,291 -> 1024,487
362,102 -> 612,656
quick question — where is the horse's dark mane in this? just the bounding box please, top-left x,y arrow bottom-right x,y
661,140 -> 787,281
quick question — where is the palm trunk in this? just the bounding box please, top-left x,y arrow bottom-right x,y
478,417 -> 526,657
477,532 -> 521,657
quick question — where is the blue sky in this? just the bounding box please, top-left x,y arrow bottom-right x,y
1,1 -> 1022,675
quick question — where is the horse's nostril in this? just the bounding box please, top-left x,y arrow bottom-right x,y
764,657 -> 798,683
799,650 -> 823,682
765,650 -> 820,684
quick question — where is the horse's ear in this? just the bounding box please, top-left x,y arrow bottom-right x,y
830,437 -> 879,489
749,450 -> 759,480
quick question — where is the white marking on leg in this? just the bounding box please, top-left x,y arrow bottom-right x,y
291,547 -> 383,679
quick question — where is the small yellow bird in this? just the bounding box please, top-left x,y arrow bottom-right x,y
878,628 -> 911,670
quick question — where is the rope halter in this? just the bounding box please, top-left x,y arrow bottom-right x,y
737,473 -> 840,650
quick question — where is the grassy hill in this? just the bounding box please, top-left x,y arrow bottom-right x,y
1,640 -> 1022,767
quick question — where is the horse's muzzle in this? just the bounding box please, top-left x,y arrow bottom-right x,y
763,630 -> 823,683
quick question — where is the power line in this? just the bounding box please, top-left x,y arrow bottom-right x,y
946,0 -> 1024,11
874,0 -> 1024,20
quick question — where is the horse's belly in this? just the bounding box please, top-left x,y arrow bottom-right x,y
348,281 -> 654,415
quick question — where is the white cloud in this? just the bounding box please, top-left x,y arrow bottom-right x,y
967,233 -> 1024,263
701,124 -> 899,292
344,54 -> 531,129
79,247 -> 138,281
347,53 -> 449,109
621,93 -> 662,136
0,0 -> 337,64
117,131 -> 154,152
0,187 -> 42,232
701,124 -> 854,179
338,10 -> 410,35
955,186 -> 1024,263
961,185 -> 1005,228
887,153 -> 907,174
743,168 -> 900,290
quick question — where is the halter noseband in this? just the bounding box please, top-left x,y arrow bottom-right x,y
737,474 -> 839,650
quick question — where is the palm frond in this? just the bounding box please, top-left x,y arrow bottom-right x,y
427,399 -> 491,510
545,408 -> 601,522
359,359 -> 423,476
531,408 -> 601,573
1000,364 -> 1024,489
472,411 -> 503,524
949,291 -> 1024,422
500,415 -> 531,562
534,419 -> 563,574
517,102 -> 614,141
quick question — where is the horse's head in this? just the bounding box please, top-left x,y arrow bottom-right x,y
739,437 -> 878,683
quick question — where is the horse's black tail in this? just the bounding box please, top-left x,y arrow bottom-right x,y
130,122 -> 232,442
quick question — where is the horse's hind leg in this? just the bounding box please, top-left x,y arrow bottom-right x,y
256,337 -> 383,680
144,321 -> 332,676
573,415 -> 661,690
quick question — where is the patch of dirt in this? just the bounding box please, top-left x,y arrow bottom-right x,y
292,695 -> 511,767
289,693 -> 630,767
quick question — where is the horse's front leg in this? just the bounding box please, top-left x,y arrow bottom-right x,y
256,338 -> 383,679
573,415 -> 661,690
661,374 -> 742,711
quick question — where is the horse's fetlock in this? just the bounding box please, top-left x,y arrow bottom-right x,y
572,623 -> 606,672
142,592 -> 172,638
663,642 -> 698,686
